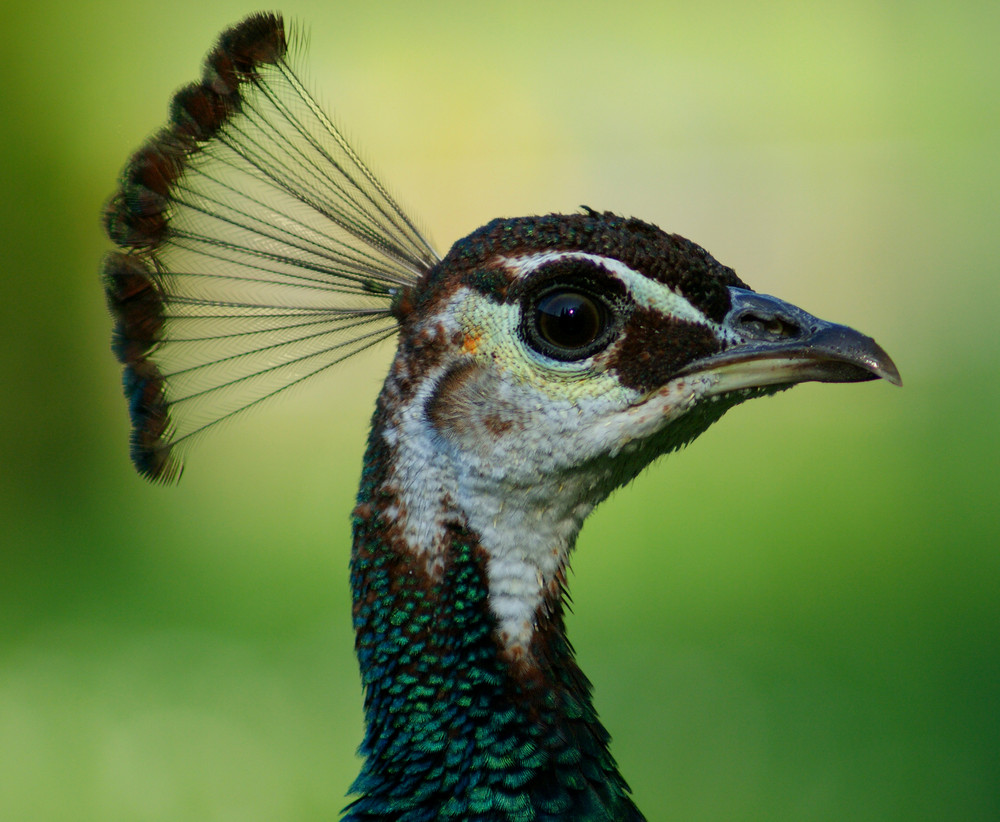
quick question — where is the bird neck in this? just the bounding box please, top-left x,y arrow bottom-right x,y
345,381 -> 644,821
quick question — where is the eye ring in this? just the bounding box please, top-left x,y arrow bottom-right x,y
522,286 -> 616,361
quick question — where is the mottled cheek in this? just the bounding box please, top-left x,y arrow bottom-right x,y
608,305 -> 722,394
426,361 -> 525,450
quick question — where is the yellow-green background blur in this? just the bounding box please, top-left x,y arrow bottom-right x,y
2,1 -> 997,819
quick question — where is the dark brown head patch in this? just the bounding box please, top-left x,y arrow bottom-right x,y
413,211 -> 748,324
608,306 -> 723,393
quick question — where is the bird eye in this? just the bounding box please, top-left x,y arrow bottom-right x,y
524,288 -> 613,361
537,291 -> 603,348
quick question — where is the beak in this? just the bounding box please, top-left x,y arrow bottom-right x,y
680,288 -> 902,394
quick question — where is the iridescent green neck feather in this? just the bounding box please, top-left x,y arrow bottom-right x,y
348,411 -> 642,821
346,240 -> 659,817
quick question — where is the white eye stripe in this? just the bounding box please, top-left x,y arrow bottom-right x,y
498,250 -> 718,330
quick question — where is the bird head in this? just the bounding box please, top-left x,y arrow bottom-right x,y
389,211 -> 900,508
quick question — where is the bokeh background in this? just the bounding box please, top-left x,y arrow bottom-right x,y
2,1 -> 997,819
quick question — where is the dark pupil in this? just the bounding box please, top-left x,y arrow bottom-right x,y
536,291 -> 603,350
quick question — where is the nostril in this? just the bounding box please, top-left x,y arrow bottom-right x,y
739,312 -> 802,339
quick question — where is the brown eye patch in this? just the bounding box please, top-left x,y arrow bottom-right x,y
608,306 -> 723,393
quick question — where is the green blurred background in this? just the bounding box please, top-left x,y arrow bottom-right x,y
2,0 -> 997,819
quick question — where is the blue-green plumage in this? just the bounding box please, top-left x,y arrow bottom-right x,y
348,415 -> 641,821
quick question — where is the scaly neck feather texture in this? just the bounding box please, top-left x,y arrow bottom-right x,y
346,385 -> 645,821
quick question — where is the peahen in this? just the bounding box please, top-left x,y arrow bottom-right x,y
102,13 -> 901,821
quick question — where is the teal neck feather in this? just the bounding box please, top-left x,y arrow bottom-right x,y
345,410 -> 644,822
